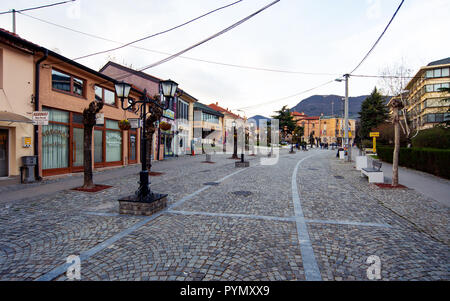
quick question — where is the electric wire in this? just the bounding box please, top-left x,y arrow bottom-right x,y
71,0 -> 244,61
18,6 -> 338,77
349,0 -> 405,74
134,0 -> 281,73
12,1 -> 414,114
234,79 -> 336,111
0,0 -> 75,15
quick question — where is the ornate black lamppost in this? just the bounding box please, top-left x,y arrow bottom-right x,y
232,120 -> 238,159
115,79 -> 178,203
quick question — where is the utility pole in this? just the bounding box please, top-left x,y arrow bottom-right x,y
12,9 -> 16,33
343,74 -> 351,162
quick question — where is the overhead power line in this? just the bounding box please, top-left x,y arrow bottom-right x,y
71,0 -> 244,61
0,0 -> 75,15
19,5 -> 338,77
349,0 -> 405,74
351,73 -> 422,80
235,79 -> 336,110
134,0 -> 281,74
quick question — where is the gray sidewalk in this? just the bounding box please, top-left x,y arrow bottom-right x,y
351,148 -> 450,208
380,161 -> 450,208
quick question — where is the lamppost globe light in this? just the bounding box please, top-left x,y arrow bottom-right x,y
160,79 -> 178,98
232,120 -> 236,127
114,81 -> 131,99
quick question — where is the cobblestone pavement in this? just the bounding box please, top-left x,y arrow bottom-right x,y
0,148 -> 448,281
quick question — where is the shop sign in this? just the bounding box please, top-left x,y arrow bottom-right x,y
129,118 -> 141,129
163,109 -> 174,119
32,111 -> 49,125
22,137 -> 32,148
95,113 -> 104,125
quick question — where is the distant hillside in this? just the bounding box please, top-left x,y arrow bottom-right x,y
291,95 -> 369,119
248,115 -> 270,126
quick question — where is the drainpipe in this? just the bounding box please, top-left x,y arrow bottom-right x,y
34,49 -> 48,181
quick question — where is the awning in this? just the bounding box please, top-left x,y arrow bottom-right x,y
0,111 -> 33,124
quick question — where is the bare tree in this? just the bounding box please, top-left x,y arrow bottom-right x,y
82,101 -> 104,189
379,61 -> 413,187
390,98 -> 404,186
378,61 -> 413,138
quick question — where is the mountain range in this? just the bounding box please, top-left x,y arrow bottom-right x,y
249,94 -> 371,121
290,94 -> 369,119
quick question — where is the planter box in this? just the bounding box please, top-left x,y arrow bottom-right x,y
235,161 -> 249,168
118,194 -> 167,216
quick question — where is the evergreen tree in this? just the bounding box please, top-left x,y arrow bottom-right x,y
358,87 -> 389,139
272,105 -> 296,141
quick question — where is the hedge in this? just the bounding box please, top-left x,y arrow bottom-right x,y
377,146 -> 450,179
412,126 -> 450,149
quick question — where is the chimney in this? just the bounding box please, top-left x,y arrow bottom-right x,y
216,102 -> 218,105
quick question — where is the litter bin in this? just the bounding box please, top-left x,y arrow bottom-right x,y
20,156 -> 37,184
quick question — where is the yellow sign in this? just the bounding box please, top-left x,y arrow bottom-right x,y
23,137 -> 32,148
370,132 -> 380,137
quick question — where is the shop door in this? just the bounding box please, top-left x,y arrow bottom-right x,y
0,129 -> 8,177
164,135 -> 173,157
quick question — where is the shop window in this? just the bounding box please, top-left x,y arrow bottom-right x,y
42,108 -> 70,170
73,113 -> 83,124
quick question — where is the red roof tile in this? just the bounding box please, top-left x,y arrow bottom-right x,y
208,103 -> 242,119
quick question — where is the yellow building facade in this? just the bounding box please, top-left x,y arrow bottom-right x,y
0,32 -> 35,177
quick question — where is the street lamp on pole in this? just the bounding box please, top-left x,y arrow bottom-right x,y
335,74 -> 351,162
232,120 -> 238,159
115,79 -> 178,203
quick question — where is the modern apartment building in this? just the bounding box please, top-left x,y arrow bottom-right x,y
404,57 -> 450,130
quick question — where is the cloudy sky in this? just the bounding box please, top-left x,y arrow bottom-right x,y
1,0 -> 449,117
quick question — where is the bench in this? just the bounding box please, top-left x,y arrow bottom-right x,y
361,160 -> 384,183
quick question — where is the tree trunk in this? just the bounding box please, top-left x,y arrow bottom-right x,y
82,101 -> 103,189
392,106 -> 400,187
83,126 -> 94,189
